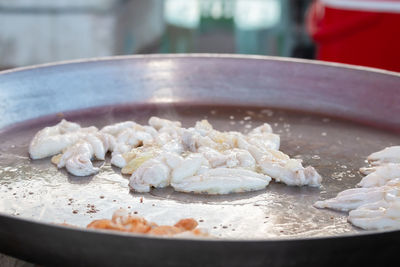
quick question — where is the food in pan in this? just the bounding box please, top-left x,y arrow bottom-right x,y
358,163 -> 400,188
86,209 -> 207,237
364,146 -> 400,165
29,117 -> 322,194
315,146 -> 400,230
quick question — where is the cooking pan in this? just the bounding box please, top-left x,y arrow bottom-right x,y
0,54 -> 399,267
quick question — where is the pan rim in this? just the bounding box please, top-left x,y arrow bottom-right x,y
0,53 -> 399,78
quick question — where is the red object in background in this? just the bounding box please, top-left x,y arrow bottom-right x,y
307,0 -> 400,72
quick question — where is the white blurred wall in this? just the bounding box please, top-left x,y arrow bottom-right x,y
0,0 -> 164,67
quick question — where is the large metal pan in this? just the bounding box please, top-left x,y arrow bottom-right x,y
0,55 -> 399,267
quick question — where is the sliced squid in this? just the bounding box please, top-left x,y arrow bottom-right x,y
56,141 -> 99,176
198,147 -> 256,169
129,151 -> 271,194
314,179 -> 400,212
129,157 -> 171,192
348,199 -> 400,230
51,132 -> 115,176
171,168 -> 271,194
315,145 -> 400,230
358,163 -> 400,188
247,123 -> 280,151
238,138 -> 321,187
29,119 -> 97,159
367,146 -> 400,166
30,116 -> 322,194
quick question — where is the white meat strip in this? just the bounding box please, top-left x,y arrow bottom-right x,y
247,123 -> 280,151
82,132 -> 116,160
358,163 -> 400,188
171,154 -> 206,183
57,141 -> 99,176
129,152 -> 184,192
29,119 -> 97,159
101,121 -> 158,168
172,168 -> 271,195
348,199 -> 400,230
100,121 -> 138,136
30,117 -> 321,193
314,179 -> 400,212
148,117 -> 181,131
367,146 -> 400,166
198,147 -> 256,169
54,132 -> 115,176
129,158 -> 171,192
129,151 -> 271,194
238,138 -> 321,187
181,121 -> 279,153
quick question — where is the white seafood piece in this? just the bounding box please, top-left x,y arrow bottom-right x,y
148,116 -> 181,130
162,139 -> 184,155
240,139 -> 321,187
182,129 -> 218,152
314,179 -> 400,212
110,143 -> 132,168
198,147 -> 256,169
246,133 -> 280,151
367,146 -> 400,166
128,153 -> 173,192
172,154 -> 206,183
194,120 -> 213,135
116,128 -> 154,147
249,123 -> 273,134
112,138 -> 184,170
57,141 -> 99,176
81,132 -> 116,160
258,154 -> 321,187
129,151 -> 270,194
29,119 -> 98,159
358,163 -> 400,188
359,166 -> 377,176
348,199 -> 400,230
109,127 -> 157,168
171,168 -> 271,194
31,116 -> 322,194
246,123 -> 280,150
54,132 -> 114,175
100,121 -> 139,136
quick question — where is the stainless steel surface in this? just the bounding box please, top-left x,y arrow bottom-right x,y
0,55 -> 399,266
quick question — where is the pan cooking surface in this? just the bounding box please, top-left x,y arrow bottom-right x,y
1,103 -> 398,239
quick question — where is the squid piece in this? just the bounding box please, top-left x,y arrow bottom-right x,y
29,119 -> 97,159
198,147 -> 256,169
31,116 -> 322,194
56,141 -> 99,176
357,163 -> 400,188
314,179 -> 400,212
100,121 -> 139,136
171,168 -> 271,195
128,152 -> 184,192
129,150 -> 271,194
238,138 -> 321,187
348,199 -> 400,230
148,116 -> 181,130
367,146 -> 400,166
51,132 -> 116,176
247,123 -> 280,151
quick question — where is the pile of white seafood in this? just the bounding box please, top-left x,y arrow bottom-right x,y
29,117 -> 322,195
315,146 -> 400,230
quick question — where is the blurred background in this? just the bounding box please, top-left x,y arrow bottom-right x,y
0,0 -> 399,71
